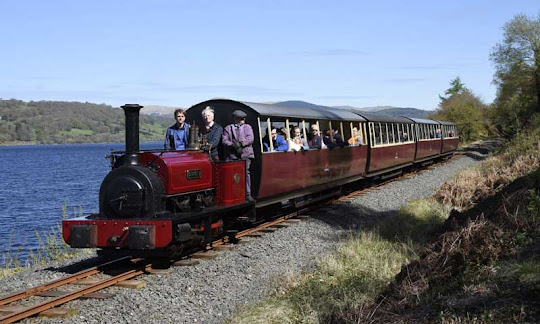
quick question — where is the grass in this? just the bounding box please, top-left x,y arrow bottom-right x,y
229,198 -> 449,324
0,202 -> 94,279
57,128 -> 95,136
435,128 -> 540,209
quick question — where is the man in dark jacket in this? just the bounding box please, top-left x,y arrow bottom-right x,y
309,124 -> 323,149
222,110 -> 255,202
200,106 -> 223,161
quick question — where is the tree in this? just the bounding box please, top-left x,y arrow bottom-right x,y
431,78 -> 486,142
438,76 -> 465,105
490,13 -> 540,134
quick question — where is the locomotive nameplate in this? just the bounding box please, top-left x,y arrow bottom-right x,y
186,169 -> 202,180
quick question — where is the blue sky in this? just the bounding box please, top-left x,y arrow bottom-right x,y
1,1 -> 538,110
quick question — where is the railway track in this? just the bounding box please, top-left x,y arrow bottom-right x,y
0,153 -> 462,323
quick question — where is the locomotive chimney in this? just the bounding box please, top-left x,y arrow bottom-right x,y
121,104 -> 143,165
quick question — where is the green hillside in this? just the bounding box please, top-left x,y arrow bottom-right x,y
0,99 -> 171,145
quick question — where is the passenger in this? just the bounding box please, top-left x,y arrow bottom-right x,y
164,109 -> 189,150
400,132 -> 409,142
348,127 -> 363,146
289,127 -> 309,151
323,129 -> 336,149
200,106 -> 223,161
263,128 -> 288,152
222,110 -> 255,202
309,124 -> 325,149
448,130 -> 454,137
333,129 -> 347,147
436,129 -> 442,138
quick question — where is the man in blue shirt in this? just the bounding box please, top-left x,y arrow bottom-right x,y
164,109 -> 190,150
263,128 -> 288,152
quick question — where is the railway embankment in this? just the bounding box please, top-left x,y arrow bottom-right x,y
230,129 -> 539,323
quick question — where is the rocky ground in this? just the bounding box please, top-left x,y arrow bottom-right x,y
0,142 -> 496,324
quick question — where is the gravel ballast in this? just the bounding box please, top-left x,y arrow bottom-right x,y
0,143 -> 495,323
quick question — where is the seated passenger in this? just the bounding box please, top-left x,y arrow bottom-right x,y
164,109 -> 189,150
333,129 -> 347,147
400,132 -> 409,142
323,129 -> 336,149
263,128 -> 288,152
348,127 -> 363,145
309,124 -> 325,149
436,129 -> 442,138
289,127 -> 309,151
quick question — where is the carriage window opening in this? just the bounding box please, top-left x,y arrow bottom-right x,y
376,123 -> 381,146
368,123 -> 374,146
259,119 -> 269,152
329,121 -> 334,142
287,120 -> 300,140
374,123 -> 379,146
405,124 -> 409,141
349,122 -> 354,145
304,120 -> 314,140
391,124 -> 396,144
285,119 -> 292,141
377,123 -> 382,145
362,122 -> 367,144
340,122 -> 348,144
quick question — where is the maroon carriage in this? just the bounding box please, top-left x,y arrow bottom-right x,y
355,114 -> 417,175
437,120 -> 459,154
186,99 -> 369,209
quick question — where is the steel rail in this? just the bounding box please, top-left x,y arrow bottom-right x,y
0,265 -> 147,324
0,256 -> 131,307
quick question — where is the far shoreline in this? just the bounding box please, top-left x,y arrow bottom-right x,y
0,140 -> 162,147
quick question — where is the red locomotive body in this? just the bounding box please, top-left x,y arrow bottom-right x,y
139,151 -> 213,195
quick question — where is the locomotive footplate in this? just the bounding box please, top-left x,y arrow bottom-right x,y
62,217 -> 173,249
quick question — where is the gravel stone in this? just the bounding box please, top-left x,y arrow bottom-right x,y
0,142 -> 495,324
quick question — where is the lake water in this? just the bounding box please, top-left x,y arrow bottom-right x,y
0,142 -> 162,265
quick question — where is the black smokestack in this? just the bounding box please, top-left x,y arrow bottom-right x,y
121,104 -> 143,165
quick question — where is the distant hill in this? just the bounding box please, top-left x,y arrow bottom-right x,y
360,107 -> 430,119
273,100 -> 333,110
274,100 -> 431,119
142,105 -> 178,117
0,99 -> 170,145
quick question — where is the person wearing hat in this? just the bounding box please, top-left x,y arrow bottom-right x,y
222,110 -> 255,202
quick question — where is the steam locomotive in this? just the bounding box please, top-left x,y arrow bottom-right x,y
62,99 -> 458,256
